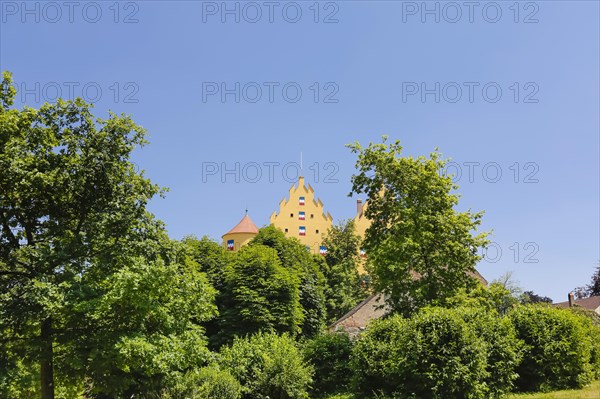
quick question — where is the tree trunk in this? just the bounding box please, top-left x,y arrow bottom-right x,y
40,317 -> 54,399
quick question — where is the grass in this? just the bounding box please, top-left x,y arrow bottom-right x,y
507,380 -> 600,399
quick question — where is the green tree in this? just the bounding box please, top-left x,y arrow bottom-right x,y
250,226 -> 327,338
347,138 -> 489,315
179,235 -> 231,347
214,245 -> 303,346
321,220 -> 368,323
180,235 -> 229,292
508,305 -> 595,392
79,256 -> 217,397
0,72 -> 216,398
442,283 -> 520,316
574,262 -> 600,298
219,332 -> 313,399
521,290 -> 553,304
351,308 -> 490,399
303,332 -> 354,397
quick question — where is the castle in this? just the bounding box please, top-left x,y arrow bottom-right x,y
221,176 -> 488,334
222,176 -> 370,254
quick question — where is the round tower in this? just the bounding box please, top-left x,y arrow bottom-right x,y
222,213 -> 259,251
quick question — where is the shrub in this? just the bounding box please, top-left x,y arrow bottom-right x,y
304,332 -> 354,397
508,305 -> 594,391
459,308 -> 523,398
219,332 -> 313,399
352,308 -> 490,399
569,308 -> 600,380
157,366 -> 242,399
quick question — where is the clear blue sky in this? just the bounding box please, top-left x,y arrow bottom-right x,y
1,1 -> 598,301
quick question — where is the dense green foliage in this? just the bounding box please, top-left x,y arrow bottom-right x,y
442,283 -> 521,315
249,226 -> 328,338
321,220 -> 368,323
219,332 -> 313,399
352,308 -> 490,399
0,71 -> 217,398
217,245 -> 303,346
458,308 -> 523,398
304,332 -> 354,397
157,366 -> 242,399
521,291 -> 553,304
180,235 -> 229,292
347,138 -> 489,315
508,305 -> 595,392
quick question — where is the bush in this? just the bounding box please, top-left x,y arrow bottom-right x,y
568,308 -> 600,380
158,367 -> 242,399
459,308 -> 523,398
508,305 -> 594,392
304,332 -> 354,397
219,332 -> 313,399
352,308 -> 490,399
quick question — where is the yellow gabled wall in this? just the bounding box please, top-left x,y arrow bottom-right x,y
270,176 -> 333,254
353,199 -> 370,239
353,199 -> 370,274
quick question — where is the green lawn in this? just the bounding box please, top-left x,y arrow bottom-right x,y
508,381 -> 600,399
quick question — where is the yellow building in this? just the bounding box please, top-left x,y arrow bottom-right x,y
222,213 -> 259,251
221,178 -> 351,255
353,198 -> 370,272
270,176 -> 333,254
353,198 -> 370,239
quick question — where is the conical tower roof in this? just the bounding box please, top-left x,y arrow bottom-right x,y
223,214 -> 259,237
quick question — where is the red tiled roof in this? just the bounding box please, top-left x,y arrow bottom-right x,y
222,214 -> 259,236
554,295 -> 600,311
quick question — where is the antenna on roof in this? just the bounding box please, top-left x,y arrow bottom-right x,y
300,152 -> 303,173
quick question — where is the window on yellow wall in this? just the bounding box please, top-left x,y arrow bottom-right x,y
316,229 -> 319,234
290,213 -> 294,218
285,228 -> 288,233
310,214 -> 314,219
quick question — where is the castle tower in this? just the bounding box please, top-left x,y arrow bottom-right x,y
270,176 -> 333,254
222,213 -> 259,251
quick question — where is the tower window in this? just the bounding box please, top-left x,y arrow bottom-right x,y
285,228 -> 288,233
310,214 -> 314,219
290,213 -> 294,218
316,229 -> 319,234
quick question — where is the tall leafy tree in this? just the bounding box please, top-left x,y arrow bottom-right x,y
214,245 -> 303,347
250,226 -> 327,338
321,220 -> 368,323
347,138 -> 489,315
180,235 -> 229,292
0,72 -> 216,398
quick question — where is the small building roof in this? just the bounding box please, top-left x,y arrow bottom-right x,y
555,295 -> 600,311
329,294 -> 389,337
222,214 -> 259,237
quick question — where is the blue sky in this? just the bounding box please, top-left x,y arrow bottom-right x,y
1,0 -> 598,301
